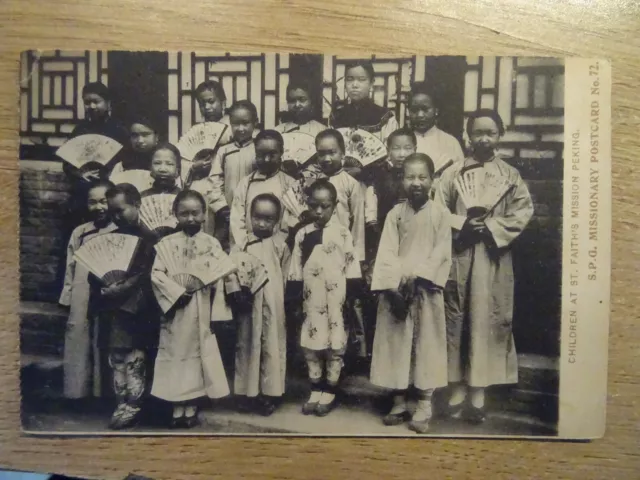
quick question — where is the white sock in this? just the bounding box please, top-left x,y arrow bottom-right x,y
318,391 -> 335,405
470,387 -> 485,409
172,405 -> 185,419
412,398 -> 433,422
449,384 -> 467,406
308,390 -> 322,403
389,394 -> 407,415
185,405 -> 197,417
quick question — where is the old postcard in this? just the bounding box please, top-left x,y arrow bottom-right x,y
18,52 -> 611,438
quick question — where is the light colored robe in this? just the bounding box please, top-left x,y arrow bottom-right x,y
229,169 -> 297,247
288,218 -> 361,352
150,231 -> 233,402
208,140 -> 256,212
370,201 -> 451,391
233,233 -> 291,397
415,126 -> 465,200
436,155 -> 534,387
326,169 -> 366,262
60,221 -> 118,398
189,177 -> 216,236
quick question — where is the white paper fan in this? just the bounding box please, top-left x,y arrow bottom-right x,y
56,134 -> 123,170
337,128 -> 388,167
282,181 -> 308,218
176,122 -> 228,162
74,233 -> 140,285
155,235 -> 237,293
282,132 -> 316,165
109,169 -> 154,193
140,194 -> 178,235
455,165 -> 514,215
229,250 -> 269,295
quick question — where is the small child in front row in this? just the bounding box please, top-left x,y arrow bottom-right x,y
233,193 -> 291,416
141,144 -> 183,198
369,153 -> 452,434
150,190 -> 238,428
287,180 -> 362,417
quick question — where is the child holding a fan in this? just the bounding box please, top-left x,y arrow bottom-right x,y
232,193 -> 291,416
436,109 -> 533,424
287,179 -> 362,416
370,153 -> 451,434
150,190 -> 239,428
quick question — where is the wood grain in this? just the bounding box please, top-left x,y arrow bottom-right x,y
1,1 -> 639,478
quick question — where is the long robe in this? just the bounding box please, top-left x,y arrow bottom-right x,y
229,169 -> 297,247
369,201 -> 451,391
233,233 -> 291,397
150,231 -> 232,402
326,169 -> 366,262
414,126 -> 465,200
208,140 -> 256,212
60,221 -> 117,398
288,219 -> 361,352
436,155 -> 534,387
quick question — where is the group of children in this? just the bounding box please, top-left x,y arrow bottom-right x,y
59,59 -> 533,433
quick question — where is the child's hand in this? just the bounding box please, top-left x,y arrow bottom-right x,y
101,281 -> 126,298
191,149 -> 215,172
81,169 -> 101,182
386,289 -> 409,320
298,210 -> 315,225
399,273 -> 416,291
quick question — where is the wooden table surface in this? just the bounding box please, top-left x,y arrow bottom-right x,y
1,1 -> 638,478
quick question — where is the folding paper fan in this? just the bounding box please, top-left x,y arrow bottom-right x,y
176,122 -> 228,162
56,134 -> 123,170
74,233 -> 140,285
228,250 -> 269,295
454,165 -> 514,216
337,128 -> 388,167
282,132 -> 316,165
140,194 -> 178,236
155,235 -> 238,293
109,169 -> 154,193
282,181 -> 308,218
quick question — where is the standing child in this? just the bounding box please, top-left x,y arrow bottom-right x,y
90,184 -> 158,430
140,144 -> 183,197
109,117 -> 160,175
436,109 -> 533,423
150,190 -> 236,428
60,181 -> 117,401
370,154 -> 451,434
287,180 -> 361,416
233,193 -> 291,416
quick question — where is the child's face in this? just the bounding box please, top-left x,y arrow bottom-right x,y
251,200 -> 279,239
308,188 -> 336,228
108,193 -> 139,228
388,135 -> 417,168
287,88 -> 313,123
409,93 -> 437,133
87,185 -> 109,226
469,116 -> 501,159
255,138 -> 283,176
230,107 -> 256,144
316,136 -> 344,176
402,161 -> 432,206
83,93 -> 109,122
130,123 -> 158,153
197,89 -> 225,122
345,66 -> 372,102
150,149 -> 179,182
175,197 -> 205,236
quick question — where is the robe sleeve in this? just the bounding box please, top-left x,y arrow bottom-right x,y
348,178 -> 366,262
151,253 -> 186,314
435,169 -> 467,231
59,228 -> 80,306
229,176 -> 249,247
364,184 -> 378,225
413,205 -> 452,288
370,207 -> 401,291
484,172 -> 534,249
207,147 -> 228,212
279,241 -> 293,286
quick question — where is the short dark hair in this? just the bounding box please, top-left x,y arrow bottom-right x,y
151,143 -> 182,174
82,81 -> 110,102
466,109 -> 506,137
307,179 -> 338,204
173,189 -> 206,215
86,180 -> 115,203
315,128 -> 345,153
255,129 -> 284,153
344,60 -> 375,82
286,80 -> 313,100
251,193 -> 282,219
106,183 -> 141,206
194,80 -> 227,103
228,100 -> 259,123
403,153 -> 435,178
408,82 -> 437,108
128,115 -> 159,135
387,127 -> 417,147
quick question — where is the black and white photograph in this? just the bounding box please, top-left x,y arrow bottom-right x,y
18,51 -> 569,437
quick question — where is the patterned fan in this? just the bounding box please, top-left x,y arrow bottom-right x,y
337,128 -> 388,167
155,235 -> 237,293
56,134 -> 123,170
282,132 -> 316,165
229,250 -> 269,295
176,122 -> 228,162
109,169 -> 154,193
74,233 -> 140,286
282,180 -> 308,218
140,194 -> 178,236
455,165 -> 514,216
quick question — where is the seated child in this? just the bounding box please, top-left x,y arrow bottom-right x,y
287,179 -> 362,417
369,153 -> 451,434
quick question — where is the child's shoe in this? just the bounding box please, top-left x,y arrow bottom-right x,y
314,389 -> 338,417
110,403 -> 141,430
408,399 -> 432,434
302,388 -> 322,415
